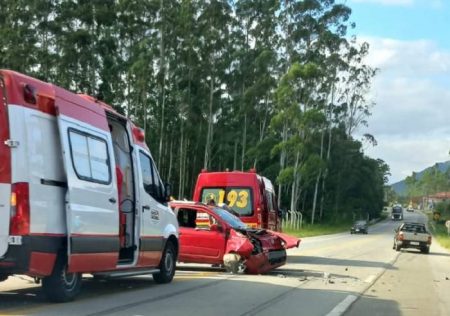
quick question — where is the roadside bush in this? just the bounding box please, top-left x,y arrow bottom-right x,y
435,201 -> 450,221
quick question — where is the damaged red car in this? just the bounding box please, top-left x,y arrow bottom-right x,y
169,201 -> 300,274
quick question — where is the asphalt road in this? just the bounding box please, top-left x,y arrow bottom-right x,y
1,211 -> 449,316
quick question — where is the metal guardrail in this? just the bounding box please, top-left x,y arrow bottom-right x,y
282,210 -> 303,230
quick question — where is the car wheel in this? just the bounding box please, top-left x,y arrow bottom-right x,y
395,242 -> 401,252
421,247 -> 430,254
223,253 -> 242,274
42,254 -> 82,302
153,241 -> 176,284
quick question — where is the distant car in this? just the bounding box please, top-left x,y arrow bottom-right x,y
406,207 -> 414,212
393,222 -> 431,254
350,220 -> 368,234
169,201 -> 300,274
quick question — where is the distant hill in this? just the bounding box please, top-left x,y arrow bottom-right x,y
391,160 -> 450,196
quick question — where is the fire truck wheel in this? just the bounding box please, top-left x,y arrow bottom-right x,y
42,255 -> 82,302
153,241 -> 176,284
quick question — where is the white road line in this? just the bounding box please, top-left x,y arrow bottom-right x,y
364,275 -> 376,283
326,295 -> 358,316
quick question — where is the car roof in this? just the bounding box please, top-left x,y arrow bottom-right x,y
169,200 -> 210,210
401,222 -> 425,226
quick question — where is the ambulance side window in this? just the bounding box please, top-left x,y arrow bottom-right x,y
68,129 -> 111,184
139,151 -> 164,201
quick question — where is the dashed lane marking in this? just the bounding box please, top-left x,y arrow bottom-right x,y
326,295 -> 358,316
364,275 -> 376,283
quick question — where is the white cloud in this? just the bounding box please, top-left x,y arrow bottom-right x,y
359,37 -> 450,183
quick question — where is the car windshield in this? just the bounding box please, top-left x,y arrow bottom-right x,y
211,206 -> 248,230
401,224 -> 426,233
355,221 -> 366,225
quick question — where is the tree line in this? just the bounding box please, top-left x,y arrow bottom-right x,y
0,0 -> 389,224
405,164 -> 450,198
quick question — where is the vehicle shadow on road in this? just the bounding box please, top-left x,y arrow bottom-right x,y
401,250 -> 450,257
287,255 -> 398,270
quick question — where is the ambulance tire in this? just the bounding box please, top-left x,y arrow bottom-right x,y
42,254 -> 82,302
153,241 -> 176,284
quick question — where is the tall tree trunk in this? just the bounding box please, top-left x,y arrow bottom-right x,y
319,81 -> 336,219
241,112 -> 247,170
319,122 -> 333,220
233,139 -> 238,170
168,135 -> 173,181
311,129 -> 325,224
277,121 -> 288,207
290,149 -> 301,212
157,0 -> 166,167
253,93 -> 270,168
204,74 -> 214,169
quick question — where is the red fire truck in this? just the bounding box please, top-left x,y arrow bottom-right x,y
193,170 -> 282,231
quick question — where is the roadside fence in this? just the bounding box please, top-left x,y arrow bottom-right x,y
282,210 -> 303,230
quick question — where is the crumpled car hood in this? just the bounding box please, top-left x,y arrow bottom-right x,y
265,230 -> 300,249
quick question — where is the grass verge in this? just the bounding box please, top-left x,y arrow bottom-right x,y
427,218 -> 450,251
282,221 -> 352,238
282,214 -> 387,238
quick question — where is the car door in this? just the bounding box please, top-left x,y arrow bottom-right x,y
55,90 -> 119,272
178,207 -> 226,264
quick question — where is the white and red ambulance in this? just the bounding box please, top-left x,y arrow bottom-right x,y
0,70 -> 179,302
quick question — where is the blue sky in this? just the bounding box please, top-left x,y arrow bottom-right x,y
343,0 -> 450,183
349,0 -> 449,49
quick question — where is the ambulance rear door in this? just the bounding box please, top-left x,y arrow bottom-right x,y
54,88 -> 119,272
0,75 -> 11,258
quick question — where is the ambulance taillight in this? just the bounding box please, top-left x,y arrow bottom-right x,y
10,183 -> 30,235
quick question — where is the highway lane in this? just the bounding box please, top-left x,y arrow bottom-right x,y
346,211 -> 450,316
0,211 -> 449,315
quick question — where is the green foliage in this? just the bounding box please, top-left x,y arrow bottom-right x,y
435,201 -> 450,219
405,165 -> 450,198
428,214 -> 450,250
0,0 -> 385,224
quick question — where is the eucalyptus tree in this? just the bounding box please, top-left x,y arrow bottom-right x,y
271,61 -> 325,217
196,0 -> 233,170
29,0 -> 59,82
338,41 -> 377,137
233,0 -> 281,170
0,0 -> 38,73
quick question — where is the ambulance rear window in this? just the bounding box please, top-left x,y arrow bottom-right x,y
68,129 -> 111,184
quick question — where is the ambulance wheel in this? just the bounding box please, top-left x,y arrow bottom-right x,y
42,255 -> 82,302
153,241 -> 176,284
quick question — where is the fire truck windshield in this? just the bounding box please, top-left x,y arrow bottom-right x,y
201,187 -> 253,216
